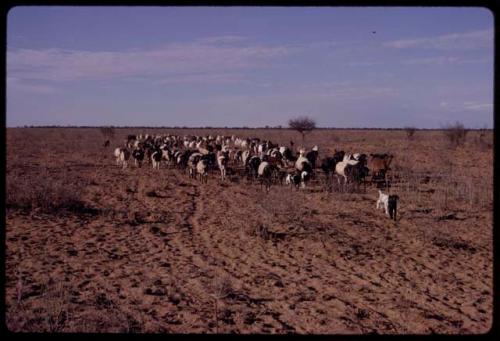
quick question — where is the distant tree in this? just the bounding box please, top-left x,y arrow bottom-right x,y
404,126 -> 416,140
99,126 -> 115,139
473,124 -> 490,150
288,116 -> 316,142
442,121 -> 468,148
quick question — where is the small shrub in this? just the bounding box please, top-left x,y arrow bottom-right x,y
404,127 -> 416,140
474,126 -> 492,151
211,276 -> 233,333
212,276 -> 233,300
356,308 -> 370,320
6,171 -> 87,214
99,126 -> 115,139
442,121 -> 468,147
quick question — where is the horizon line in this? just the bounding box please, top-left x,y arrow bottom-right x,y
6,125 -> 492,131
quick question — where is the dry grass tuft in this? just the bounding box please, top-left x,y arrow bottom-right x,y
7,169 -> 88,214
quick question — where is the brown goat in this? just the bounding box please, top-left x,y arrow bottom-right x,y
262,155 -> 285,168
368,154 -> 393,178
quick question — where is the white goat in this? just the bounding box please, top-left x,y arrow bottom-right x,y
217,152 -> 229,181
196,159 -> 208,183
114,147 -> 122,166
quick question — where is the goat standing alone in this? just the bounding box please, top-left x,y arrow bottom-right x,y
376,190 -> 399,221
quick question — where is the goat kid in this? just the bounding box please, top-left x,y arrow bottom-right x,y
376,190 -> 399,221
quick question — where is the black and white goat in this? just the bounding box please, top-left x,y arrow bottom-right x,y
188,152 -> 203,179
132,148 -> 145,168
114,147 -> 131,169
376,190 -> 399,221
295,156 -> 313,188
246,156 -> 261,180
151,148 -> 163,170
306,145 -> 319,170
285,171 -> 308,189
257,161 -> 277,192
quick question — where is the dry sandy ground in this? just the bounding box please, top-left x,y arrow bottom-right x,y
5,128 -> 493,334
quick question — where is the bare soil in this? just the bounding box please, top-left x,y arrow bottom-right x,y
5,128 -> 493,334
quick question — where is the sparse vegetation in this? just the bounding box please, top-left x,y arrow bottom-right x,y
100,126 -> 115,139
211,276 -> 233,333
6,170 -> 87,214
442,121 -> 468,147
6,127 -> 492,333
473,125 -> 492,151
404,126 -> 416,140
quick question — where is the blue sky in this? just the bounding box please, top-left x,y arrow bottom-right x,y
7,7 -> 494,128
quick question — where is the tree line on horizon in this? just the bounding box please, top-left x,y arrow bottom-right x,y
12,124 -> 491,131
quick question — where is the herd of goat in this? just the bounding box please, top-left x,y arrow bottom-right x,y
111,133 -> 394,194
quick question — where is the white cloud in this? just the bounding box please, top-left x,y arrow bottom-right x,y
7,77 -> 61,95
402,56 -> 492,65
154,72 -> 248,85
197,35 -> 249,44
292,81 -> 398,100
203,81 -> 398,107
383,29 -> 493,50
439,100 -> 493,112
7,39 -> 296,84
347,61 -> 383,67
463,102 -> 493,111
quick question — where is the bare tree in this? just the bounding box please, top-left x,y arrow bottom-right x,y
288,116 -> 316,143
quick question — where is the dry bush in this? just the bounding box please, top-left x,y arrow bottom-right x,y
404,127 -> 416,140
473,127 -> 492,151
43,281 -> 70,332
7,279 -> 135,332
212,276 -> 233,300
73,310 -> 137,333
6,170 -> 87,214
210,276 -> 234,333
391,158 -> 491,212
442,121 -> 468,148
7,279 -> 70,332
99,126 -> 115,138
